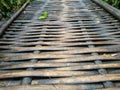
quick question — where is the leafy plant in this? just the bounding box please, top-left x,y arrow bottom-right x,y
0,0 -> 34,19
38,11 -> 48,20
103,0 -> 120,9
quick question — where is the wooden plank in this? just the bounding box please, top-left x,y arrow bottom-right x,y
32,74 -> 120,84
0,46 -> 73,51
5,31 -> 64,35
0,41 -> 119,47
55,63 -> 120,70
13,20 -> 31,23
3,31 -> 120,37
0,62 -> 79,69
1,63 -> 120,70
51,48 -> 120,54
0,37 -> 113,42
0,70 -> 97,79
0,34 -> 114,38
62,38 -> 114,42
0,47 -> 120,54
0,84 -> 103,90
0,62 -> 94,67
51,55 -> 120,63
0,53 -> 71,61
6,27 -> 119,32
0,54 -> 119,62
0,38 -> 60,42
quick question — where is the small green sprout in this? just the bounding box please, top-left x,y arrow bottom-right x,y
38,11 -> 48,20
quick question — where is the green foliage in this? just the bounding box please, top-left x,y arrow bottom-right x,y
0,0 -> 33,19
103,0 -> 120,9
38,11 -> 48,20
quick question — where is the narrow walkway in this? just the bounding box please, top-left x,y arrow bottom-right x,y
0,0 -> 120,89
